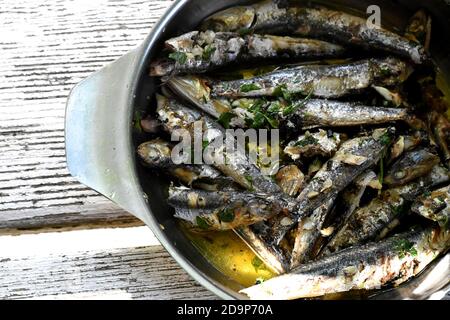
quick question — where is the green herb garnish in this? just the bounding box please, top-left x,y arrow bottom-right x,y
240,83 -> 261,93
202,45 -> 216,60
295,135 -> 319,147
196,216 -> 210,230
379,66 -> 392,77
273,84 -> 293,101
379,132 -> 393,146
218,112 -> 235,129
282,90 -> 313,116
202,140 -> 210,151
251,256 -> 266,272
133,111 -> 143,133
394,239 -> 418,258
218,208 -> 235,223
255,277 -> 266,285
168,52 -> 188,64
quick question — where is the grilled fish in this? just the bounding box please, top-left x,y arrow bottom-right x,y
384,148 -> 440,187
211,58 -> 412,99
273,128 -> 395,243
137,139 -> 236,189
201,0 -> 426,63
240,227 -> 450,299
290,195 -> 337,268
150,31 -> 345,76
322,165 -> 450,255
280,99 -> 411,130
156,94 -> 286,195
412,185 -> 450,227
168,187 -> 283,231
290,171 -> 377,268
166,76 -> 413,130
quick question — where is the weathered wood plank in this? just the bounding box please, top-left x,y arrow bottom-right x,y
0,0 -> 173,231
0,228 -> 216,300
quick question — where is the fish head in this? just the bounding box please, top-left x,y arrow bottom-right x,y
201,6 -> 256,32
137,139 -> 171,166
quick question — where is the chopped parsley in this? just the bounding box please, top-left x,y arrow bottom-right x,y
218,208 -> 235,223
255,277 -> 266,285
295,135 -> 319,147
394,239 -> 418,258
202,45 -> 216,60
246,100 -> 279,129
273,84 -> 292,101
196,216 -> 210,230
133,111 -> 143,133
218,112 -> 235,129
379,66 -> 392,77
240,83 -> 261,93
379,132 -> 393,146
251,256 -> 266,272
202,140 -> 210,151
168,51 -> 188,64
423,190 -> 432,197
282,90 -> 313,116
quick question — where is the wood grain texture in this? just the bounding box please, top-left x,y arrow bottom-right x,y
0,245 -> 216,300
0,0 -> 173,231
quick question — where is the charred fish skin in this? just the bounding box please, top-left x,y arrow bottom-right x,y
201,0 -> 426,63
211,58 -> 412,99
292,6 -> 426,64
283,99 -> 409,130
150,31 -> 346,76
168,187 -> 283,231
240,227 -> 450,300
236,224 -> 291,274
412,185 -> 450,227
384,148 -> 440,187
290,195 -> 337,269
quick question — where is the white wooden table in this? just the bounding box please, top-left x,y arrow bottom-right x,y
0,0 -> 216,300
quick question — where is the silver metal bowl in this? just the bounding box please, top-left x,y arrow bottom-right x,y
65,0 -> 450,300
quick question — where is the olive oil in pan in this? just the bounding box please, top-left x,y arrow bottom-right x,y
437,71 -> 450,118
181,225 -> 275,288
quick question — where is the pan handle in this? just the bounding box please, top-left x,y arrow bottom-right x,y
65,48 -> 151,224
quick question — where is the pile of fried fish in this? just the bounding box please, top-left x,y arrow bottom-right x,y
138,0 -> 450,299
